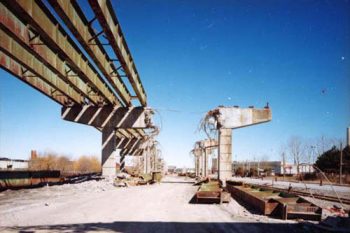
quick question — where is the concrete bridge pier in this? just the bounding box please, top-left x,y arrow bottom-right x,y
202,149 -> 208,177
102,127 -> 117,177
218,128 -> 232,187
195,156 -> 200,177
143,149 -> 152,174
208,106 -> 272,186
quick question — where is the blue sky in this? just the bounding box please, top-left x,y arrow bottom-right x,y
0,0 -> 349,167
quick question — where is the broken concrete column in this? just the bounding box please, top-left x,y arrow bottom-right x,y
218,128 -> 232,186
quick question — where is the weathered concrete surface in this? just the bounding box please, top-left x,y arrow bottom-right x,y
0,176 -> 303,233
102,127 -> 117,177
192,148 -> 202,176
215,107 -> 271,129
207,106 -> 272,185
202,151 -> 207,177
218,128 -> 232,186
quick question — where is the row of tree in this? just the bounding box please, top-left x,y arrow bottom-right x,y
280,136 -> 349,175
315,145 -> 350,173
29,152 -> 101,174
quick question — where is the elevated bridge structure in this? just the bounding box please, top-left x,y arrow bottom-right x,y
191,139 -> 218,178
0,0 -> 155,176
198,106 -> 272,186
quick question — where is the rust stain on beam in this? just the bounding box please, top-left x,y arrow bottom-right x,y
0,51 -> 68,105
0,28 -> 82,104
3,0 -> 120,106
89,0 -> 147,106
48,0 -> 132,106
0,3 -> 100,105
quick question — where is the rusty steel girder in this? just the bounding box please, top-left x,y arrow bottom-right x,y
0,51 -> 69,105
0,3 -> 101,105
0,0 -> 154,173
47,0 -> 132,106
2,0 -> 120,106
0,28 -> 83,104
89,0 -> 147,106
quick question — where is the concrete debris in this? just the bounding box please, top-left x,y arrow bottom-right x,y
116,172 -> 131,179
113,172 -> 161,188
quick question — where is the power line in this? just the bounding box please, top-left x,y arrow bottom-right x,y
154,107 -> 207,115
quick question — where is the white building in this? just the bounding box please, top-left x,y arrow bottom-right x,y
233,160 -> 314,175
0,157 -> 29,170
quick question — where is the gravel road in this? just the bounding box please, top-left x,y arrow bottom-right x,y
0,176 -> 306,233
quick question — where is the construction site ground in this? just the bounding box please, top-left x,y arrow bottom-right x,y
0,175 -> 310,233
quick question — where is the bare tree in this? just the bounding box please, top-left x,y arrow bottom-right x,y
55,156 -> 73,173
74,155 -> 101,173
258,154 -> 270,175
287,136 -> 306,175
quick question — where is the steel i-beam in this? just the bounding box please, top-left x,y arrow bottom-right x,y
48,0 -> 132,106
88,0 -> 147,106
0,3 -> 102,105
3,0 -> 120,105
0,51 -> 69,105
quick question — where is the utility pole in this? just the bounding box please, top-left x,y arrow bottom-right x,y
340,142 -> 343,185
282,152 -> 285,181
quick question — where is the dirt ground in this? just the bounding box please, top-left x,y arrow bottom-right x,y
0,176 -> 310,233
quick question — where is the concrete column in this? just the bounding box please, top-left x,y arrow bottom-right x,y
203,149 -> 208,177
201,151 -> 206,177
143,151 -> 147,174
139,155 -> 144,174
218,128 -> 232,186
152,152 -> 157,172
195,156 -> 200,176
205,148 -> 212,176
198,155 -> 202,176
102,127 -> 116,177
143,146 -> 151,174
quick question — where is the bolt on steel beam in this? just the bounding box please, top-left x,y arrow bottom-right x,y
0,51 -> 69,105
89,0 -> 147,106
3,0 -> 121,106
48,0 -> 132,106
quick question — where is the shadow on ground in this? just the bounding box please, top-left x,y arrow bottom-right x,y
4,221 -> 315,233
